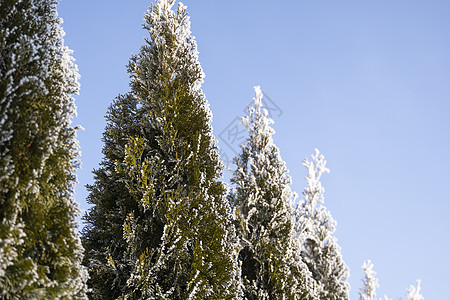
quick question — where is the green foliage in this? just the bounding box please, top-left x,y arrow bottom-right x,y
82,94 -> 142,299
83,1 -> 241,299
117,0 -> 241,298
0,0 -> 87,298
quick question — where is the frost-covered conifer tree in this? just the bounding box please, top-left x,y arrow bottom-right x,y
406,280 -> 423,300
359,260 -> 379,300
229,86 -> 317,299
295,149 -> 350,299
0,0 -> 87,298
359,260 -> 424,300
82,94 -> 142,299
117,0 -> 241,298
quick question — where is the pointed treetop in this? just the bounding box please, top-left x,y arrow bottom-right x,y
303,148 -> 330,210
304,149 -> 330,184
241,85 -> 276,151
360,260 -> 379,300
407,280 -> 424,300
253,85 -> 263,109
157,0 -> 175,10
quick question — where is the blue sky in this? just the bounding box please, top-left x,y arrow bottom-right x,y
59,1 -> 450,298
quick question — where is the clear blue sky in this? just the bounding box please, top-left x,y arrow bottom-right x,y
59,1 -> 450,298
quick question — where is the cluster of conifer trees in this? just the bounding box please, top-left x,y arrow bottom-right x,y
0,0 -> 423,299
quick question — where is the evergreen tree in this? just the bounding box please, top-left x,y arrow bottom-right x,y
116,0 -> 241,298
295,149 -> 350,299
359,260 -> 379,300
82,94 -> 142,299
359,260 -> 424,300
0,0 -> 87,298
229,86 -> 317,299
406,280 -> 423,300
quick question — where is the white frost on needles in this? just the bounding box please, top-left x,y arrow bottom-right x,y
359,260 -> 423,300
229,85 -> 319,298
360,260 -> 379,300
407,280 -> 424,300
295,149 -> 350,299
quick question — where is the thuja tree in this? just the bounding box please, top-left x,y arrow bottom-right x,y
359,260 -> 424,300
406,280 -> 424,300
82,94 -> 143,299
359,260 -> 379,300
295,149 -> 350,299
0,0 -> 87,298
228,86 -> 317,299
116,0 -> 241,298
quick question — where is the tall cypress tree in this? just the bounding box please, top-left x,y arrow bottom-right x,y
406,280 -> 423,300
359,260 -> 423,300
0,0 -> 87,298
112,0 -> 241,298
359,260 -> 379,300
295,149 -> 350,299
229,86 -> 317,299
82,94 -> 142,299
